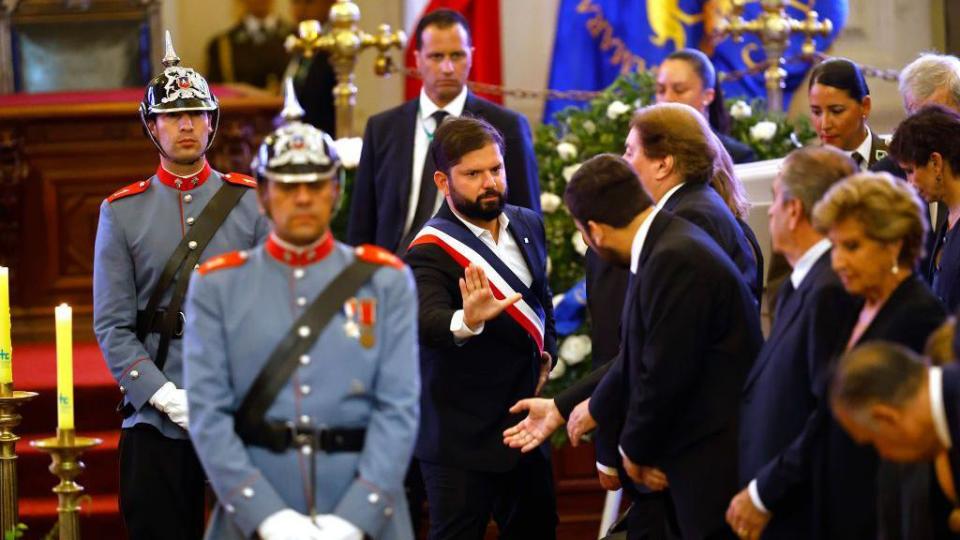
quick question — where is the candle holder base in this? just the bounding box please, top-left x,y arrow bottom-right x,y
0,389 -> 36,535
31,429 -> 101,540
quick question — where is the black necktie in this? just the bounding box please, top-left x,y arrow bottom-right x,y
774,279 -> 795,322
400,110 -> 450,252
852,152 -> 865,170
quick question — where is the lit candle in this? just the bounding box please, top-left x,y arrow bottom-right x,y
0,267 -> 11,386
55,303 -> 74,430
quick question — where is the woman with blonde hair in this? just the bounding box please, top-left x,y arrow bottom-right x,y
811,171 -> 947,539
625,102 -> 763,303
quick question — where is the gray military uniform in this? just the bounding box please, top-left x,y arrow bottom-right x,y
184,236 -> 419,539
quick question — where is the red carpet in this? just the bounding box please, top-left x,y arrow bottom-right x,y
13,342 -> 123,539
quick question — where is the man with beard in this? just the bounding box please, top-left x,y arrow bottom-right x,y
404,116 -> 558,539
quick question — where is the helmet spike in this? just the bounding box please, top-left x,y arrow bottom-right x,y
162,30 -> 181,68
280,77 -> 306,123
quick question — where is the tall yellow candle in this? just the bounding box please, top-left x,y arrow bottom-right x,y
55,303 -> 74,430
0,267 -> 11,385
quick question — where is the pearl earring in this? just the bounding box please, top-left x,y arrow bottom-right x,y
891,260 -> 900,274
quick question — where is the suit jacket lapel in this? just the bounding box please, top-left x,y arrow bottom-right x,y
396,99 -> 420,227
504,206 -> 540,284
743,253 -> 830,391
870,131 -> 889,166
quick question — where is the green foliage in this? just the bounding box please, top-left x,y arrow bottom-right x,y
727,97 -> 818,160
4,523 -> 26,540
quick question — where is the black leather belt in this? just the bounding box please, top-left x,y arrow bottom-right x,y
136,308 -> 185,339
241,423 -> 366,454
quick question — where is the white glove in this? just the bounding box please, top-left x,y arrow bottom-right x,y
258,509 -> 325,540
313,514 -> 364,540
148,382 -> 189,430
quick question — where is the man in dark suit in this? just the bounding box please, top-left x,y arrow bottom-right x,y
348,9 -> 540,253
562,154 -> 762,539
206,0 -> 292,91
830,343 -> 960,518
725,146 -> 861,539
404,117 -> 556,539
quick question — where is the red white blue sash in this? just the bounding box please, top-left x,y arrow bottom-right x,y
410,218 -> 546,353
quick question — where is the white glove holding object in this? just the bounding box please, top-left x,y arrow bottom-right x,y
313,514 -> 364,540
258,509 -> 325,540
148,382 -> 189,430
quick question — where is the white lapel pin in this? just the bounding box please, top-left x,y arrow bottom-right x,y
524,237 -> 529,244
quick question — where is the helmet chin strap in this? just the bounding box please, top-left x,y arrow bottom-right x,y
140,107 -> 221,161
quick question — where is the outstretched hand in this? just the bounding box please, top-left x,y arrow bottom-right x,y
459,264 -> 521,330
502,398 -> 564,453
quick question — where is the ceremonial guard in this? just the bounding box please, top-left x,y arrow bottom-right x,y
184,82 -> 419,540
93,33 -> 270,539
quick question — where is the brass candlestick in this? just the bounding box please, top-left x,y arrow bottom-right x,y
0,383 -> 37,535
717,0 -> 833,112
286,0 -> 406,138
30,429 -> 101,540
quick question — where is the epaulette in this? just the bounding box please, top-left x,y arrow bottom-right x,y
356,244 -> 405,270
198,250 -> 249,275
222,172 -> 258,188
106,179 -> 151,203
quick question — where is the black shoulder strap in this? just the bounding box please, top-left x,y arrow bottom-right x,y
234,259 -> 380,441
137,181 -> 249,370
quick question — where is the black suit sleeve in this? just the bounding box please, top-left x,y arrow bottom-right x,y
404,245 -> 462,350
206,37 -> 224,83
755,282 -> 858,509
502,113 -> 541,213
554,361 -> 612,418
347,116 -> 380,247
618,253 -> 716,463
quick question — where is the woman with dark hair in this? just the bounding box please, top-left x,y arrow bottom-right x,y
809,57 -> 887,168
656,49 -> 757,164
890,105 -> 960,310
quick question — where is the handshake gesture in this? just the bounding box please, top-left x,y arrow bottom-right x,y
459,264 -> 521,331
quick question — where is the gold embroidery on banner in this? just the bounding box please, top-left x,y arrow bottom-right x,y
577,0 -> 647,74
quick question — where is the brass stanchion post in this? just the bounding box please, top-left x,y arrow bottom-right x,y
286,0 -> 406,138
717,0 -> 833,112
30,429 -> 101,540
0,382 -> 36,535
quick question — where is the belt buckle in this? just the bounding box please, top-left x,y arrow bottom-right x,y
175,311 -> 186,338
287,422 -> 315,451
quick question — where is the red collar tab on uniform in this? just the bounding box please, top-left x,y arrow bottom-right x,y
156,161 -> 212,191
265,231 -> 334,266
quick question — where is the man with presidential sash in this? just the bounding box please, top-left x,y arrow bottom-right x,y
404,116 -> 558,539
183,84 -> 419,540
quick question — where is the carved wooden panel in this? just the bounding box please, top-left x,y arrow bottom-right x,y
0,85 -> 280,341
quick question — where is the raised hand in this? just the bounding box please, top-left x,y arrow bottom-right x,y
502,398 -> 564,453
459,264 -> 521,330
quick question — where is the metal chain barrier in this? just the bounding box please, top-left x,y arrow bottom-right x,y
389,53 -> 901,102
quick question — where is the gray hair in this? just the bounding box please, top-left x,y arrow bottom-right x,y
899,53 -> 960,110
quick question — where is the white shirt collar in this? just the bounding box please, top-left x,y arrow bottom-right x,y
419,86 -> 468,121
930,366 -> 953,449
243,14 -> 279,35
449,203 -> 510,241
849,126 -> 873,164
630,207 -> 660,274
790,238 -> 832,289
656,182 -> 685,209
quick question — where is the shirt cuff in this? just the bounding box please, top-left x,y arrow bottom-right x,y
596,462 -> 618,476
748,479 -> 770,514
450,309 -> 484,341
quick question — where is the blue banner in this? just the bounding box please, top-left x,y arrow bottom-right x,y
544,0 -> 848,122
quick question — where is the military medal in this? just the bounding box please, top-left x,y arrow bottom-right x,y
343,298 -> 360,339
358,298 -> 377,349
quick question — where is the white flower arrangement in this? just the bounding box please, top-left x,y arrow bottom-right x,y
556,141 -> 579,161
729,100 -> 752,120
571,232 -> 588,256
749,121 -> 778,142
562,163 -> 582,183
548,359 -> 567,380
541,192 -> 562,214
559,335 -> 592,365
606,100 -> 631,120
